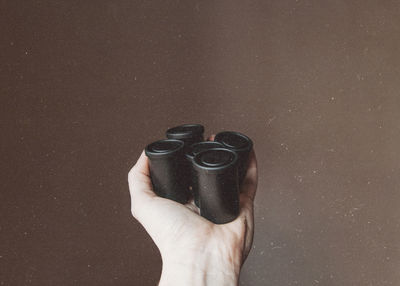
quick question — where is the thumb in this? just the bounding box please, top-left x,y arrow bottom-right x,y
128,151 -> 156,219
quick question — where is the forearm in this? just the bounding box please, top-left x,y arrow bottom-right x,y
159,262 -> 239,286
158,249 -> 241,286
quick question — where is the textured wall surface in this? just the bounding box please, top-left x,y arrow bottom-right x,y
2,1 -> 400,285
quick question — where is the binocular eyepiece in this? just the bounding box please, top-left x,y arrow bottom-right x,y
145,124 -> 253,224
166,124 -> 205,147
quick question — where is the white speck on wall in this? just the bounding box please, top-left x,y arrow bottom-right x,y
267,116 -> 276,126
280,143 -> 289,151
294,175 -> 303,183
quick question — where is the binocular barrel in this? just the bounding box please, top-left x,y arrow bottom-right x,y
145,139 -> 190,204
192,148 -> 239,224
185,141 -> 224,207
214,131 -> 253,184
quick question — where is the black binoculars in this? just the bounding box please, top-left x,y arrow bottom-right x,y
145,124 -> 253,224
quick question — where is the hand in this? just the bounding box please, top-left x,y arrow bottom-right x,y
128,140 -> 258,286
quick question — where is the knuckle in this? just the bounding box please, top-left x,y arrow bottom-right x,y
130,206 -> 137,218
128,167 -> 139,182
130,202 -> 139,219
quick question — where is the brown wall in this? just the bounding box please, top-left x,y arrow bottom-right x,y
2,1 -> 400,285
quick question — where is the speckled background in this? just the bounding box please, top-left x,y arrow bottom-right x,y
2,1 -> 400,285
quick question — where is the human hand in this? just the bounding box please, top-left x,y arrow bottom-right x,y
128,139 -> 257,286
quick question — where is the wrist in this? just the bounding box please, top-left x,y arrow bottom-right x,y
158,248 -> 241,286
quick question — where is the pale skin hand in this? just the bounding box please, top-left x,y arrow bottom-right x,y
128,138 -> 258,286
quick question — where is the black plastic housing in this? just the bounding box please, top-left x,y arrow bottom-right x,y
214,131 -> 253,184
166,124 -> 205,148
185,141 -> 224,207
192,148 -> 239,224
145,139 -> 189,204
